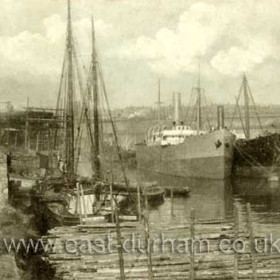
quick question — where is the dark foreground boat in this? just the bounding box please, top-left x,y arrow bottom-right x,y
143,182 -> 165,202
32,194 -> 80,231
164,185 -> 190,196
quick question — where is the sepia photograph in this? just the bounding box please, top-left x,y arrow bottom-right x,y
1,0 -> 280,279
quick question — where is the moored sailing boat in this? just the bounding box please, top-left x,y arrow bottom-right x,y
32,0 -> 133,231
31,0 -> 90,230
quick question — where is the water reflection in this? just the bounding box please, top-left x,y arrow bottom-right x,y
78,153 -> 280,229
232,178 -> 280,225
233,178 -> 280,209
136,171 -> 234,226
136,170 -> 280,229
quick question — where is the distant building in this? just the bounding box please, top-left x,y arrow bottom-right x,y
0,102 -> 13,112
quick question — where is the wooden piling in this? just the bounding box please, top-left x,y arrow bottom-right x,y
144,193 -> 154,280
36,132 -> 39,151
109,184 -> 114,223
234,203 -> 239,280
144,192 -> 149,219
190,208 -> 195,280
115,204 -> 126,280
25,97 -> 29,150
76,183 -> 83,224
171,189 -> 174,216
14,133 -> 18,146
137,183 -> 141,221
80,184 -> 88,222
41,210 -> 280,280
247,202 -> 257,280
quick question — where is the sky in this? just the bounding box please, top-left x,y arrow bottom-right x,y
1,0 -> 280,109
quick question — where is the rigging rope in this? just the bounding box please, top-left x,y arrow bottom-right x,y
233,142 -> 271,175
247,82 -> 263,133
97,59 -> 130,189
229,82 -> 243,130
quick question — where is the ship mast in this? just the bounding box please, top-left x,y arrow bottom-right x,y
243,74 -> 250,139
65,0 -> 75,176
196,63 -> 202,133
157,78 -> 161,127
91,18 -> 101,178
229,74 -> 263,138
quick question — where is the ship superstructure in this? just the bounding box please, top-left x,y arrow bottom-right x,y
136,73 -> 236,180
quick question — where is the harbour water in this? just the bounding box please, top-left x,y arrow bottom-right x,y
78,152 -> 280,230
135,170 -> 280,237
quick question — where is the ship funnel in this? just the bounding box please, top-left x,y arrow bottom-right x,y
172,92 -> 181,124
217,105 -> 225,129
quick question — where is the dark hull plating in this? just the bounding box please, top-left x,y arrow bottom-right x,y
233,133 -> 280,178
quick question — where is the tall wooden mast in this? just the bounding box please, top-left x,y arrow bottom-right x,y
196,64 -> 202,133
65,0 -> 75,175
243,74 -> 250,139
230,74 -> 262,138
156,78 -> 161,127
91,18 -> 101,178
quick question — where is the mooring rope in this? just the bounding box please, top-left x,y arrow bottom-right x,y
233,143 -> 271,175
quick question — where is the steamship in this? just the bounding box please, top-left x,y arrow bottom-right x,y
136,81 -> 236,180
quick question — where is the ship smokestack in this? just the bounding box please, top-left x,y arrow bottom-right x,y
217,105 -> 225,129
173,92 -> 181,124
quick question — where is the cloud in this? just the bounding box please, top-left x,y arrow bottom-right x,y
44,15 -> 65,44
211,43 -> 273,77
114,0 -> 280,77
0,9 -> 115,108
0,0 -> 280,107
0,14 -> 114,78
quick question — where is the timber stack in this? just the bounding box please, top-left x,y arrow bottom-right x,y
40,203 -> 280,280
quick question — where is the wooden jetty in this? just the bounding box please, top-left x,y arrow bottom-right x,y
40,202 -> 280,280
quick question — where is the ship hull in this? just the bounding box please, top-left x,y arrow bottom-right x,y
136,129 -> 235,180
233,166 -> 280,178
233,133 -> 280,178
